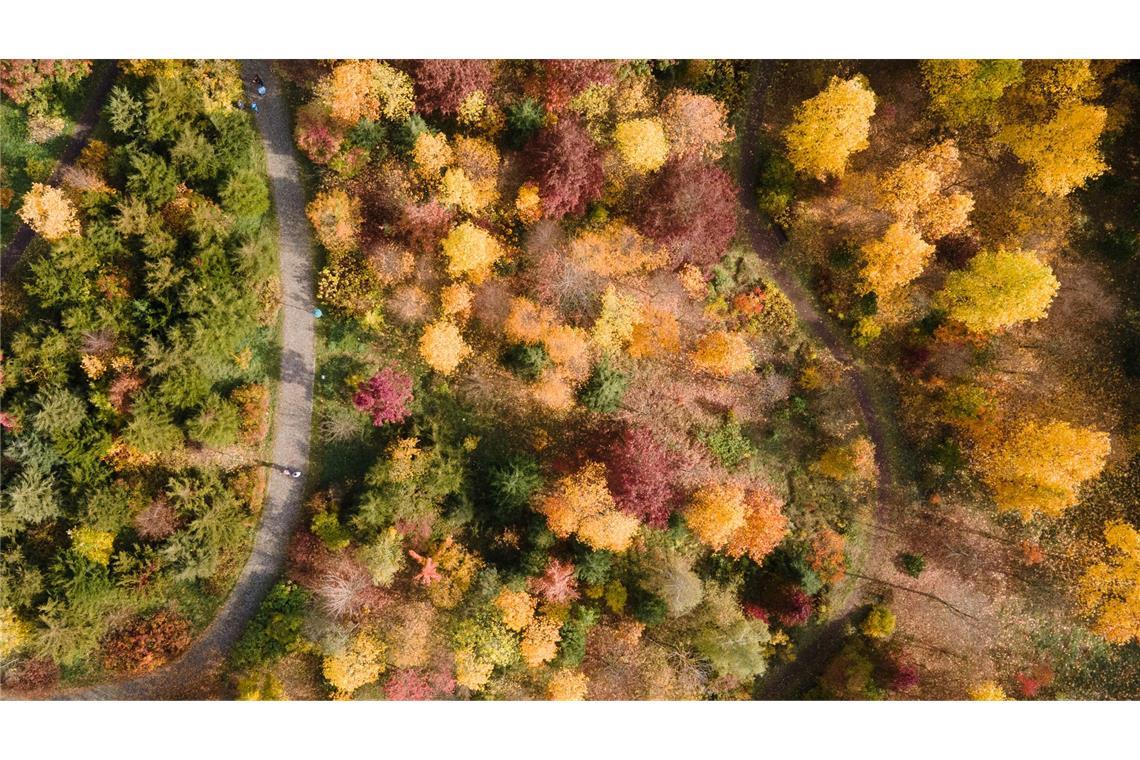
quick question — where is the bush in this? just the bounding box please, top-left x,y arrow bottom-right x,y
700,414 -> 756,469
899,552 -> 926,578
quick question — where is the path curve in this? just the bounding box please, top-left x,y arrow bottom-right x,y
738,62 -> 897,698
65,62 -> 316,699
1,61 -> 120,275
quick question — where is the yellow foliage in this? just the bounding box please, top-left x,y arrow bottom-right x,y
859,222 -> 935,296
306,189 -> 362,259
569,222 -> 668,277
495,589 -> 537,632
80,354 -> 108,381
980,420 -> 1110,521
861,605 -> 897,639
316,60 -> 414,124
455,648 -> 494,692
969,681 -> 1011,701
937,247 -> 1060,333
0,608 -> 31,657
604,580 -> 627,613
541,324 -> 591,379
322,630 -> 388,695
592,285 -> 640,353
440,222 -> 505,284
70,526 -> 115,566
538,462 -> 638,551
19,183 -> 80,241
520,617 -> 562,668
613,118 -> 670,173
576,509 -> 641,553
457,90 -> 488,129
515,182 -> 542,223
412,131 -> 453,183
691,330 -> 754,376
629,303 -> 682,360
440,282 -> 474,321
685,483 -> 747,551
1079,521 -> 1140,645
387,436 -> 423,483
530,371 -> 575,413
547,669 -> 589,700
783,76 -> 876,180
1001,102 -> 1108,196
419,320 -> 472,376
677,263 -> 708,299
504,297 -> 552,344
814,437 -> 877,483
724,488 -> 789,563
427,538 -> 483,609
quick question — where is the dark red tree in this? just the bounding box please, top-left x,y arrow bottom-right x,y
412,60 -> 493,115
525,118 -> 604,219
636,157 -> 739,268
352,366 -> 413,426
604,425 -> 678,528
1,658 -> 60,692
540,60 -> 617,112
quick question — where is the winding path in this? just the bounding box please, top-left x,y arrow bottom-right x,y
1,61 -> 120,275
69,62 -> 316,699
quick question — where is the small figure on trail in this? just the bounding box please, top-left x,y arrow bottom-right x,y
287,468 -> 302,479
312,307 -> 323,319
250,101 -> 259,113
252,74 -> 267,97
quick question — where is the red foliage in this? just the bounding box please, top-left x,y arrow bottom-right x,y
412,60 -> 493,115
108,371 -> 144,415
294,104 -> 345,165
385,668 -> 435,700
1,658 -> 60,692
540,60 -> 617,112
768,585 -> 814,628
883,657 -> 920,691
529,558 -> 580,603
742,602 -> 769,623
101,611 -> 192,675
1015,664 -> 1055,698
525,118 -> 604,219
636,157 -> 738,268
398,201 -> 454,255
0,60 -> 90,105
604,425 -> 678,528
352,366 -> 414,426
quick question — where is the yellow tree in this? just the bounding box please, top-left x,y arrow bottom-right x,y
412,131 -> 452,184
858,222 -> 935,296
685,483 -> 747,551
936,248 -> 1060,333
629,303 -> 681,360
520,617 -> 562,667
968,681 -> 1011,701
538,462 -> 640,552
614,118 -> 670,173
322,630 -> 388,696
495,588 -> 537,632
691,330 -> 754,376
440,222 -> 505,283
1079,521 -> 1140,645
570,222 -> 668,277
19,183 -> 80,241
315,60 -> 414,125
419,320 -> 472,376
592,285 -> 640,353
874,141 -> 973,240
547,669 -> 589,700
782,76 -> 876,180
1000,102 -> 1108,196
306,189 -> 362,259
979,419 -> 1110,521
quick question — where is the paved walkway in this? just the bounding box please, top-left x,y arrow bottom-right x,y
69,62 -> 316,699
1,61 -> 120,275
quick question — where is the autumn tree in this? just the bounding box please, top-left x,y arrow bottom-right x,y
322,630 -> 388,696
921,59 -> 1023,129
685,483 -> 747,551
782,76 -> 876,180
874,141 -> 973,240
691,330 -> 754,376
613,118 -> 669,174
314,60 -> 414,125
538,462 -> 640,552
306,189 -> 362,259
352,366 -> 413,426
547,668 -> 589,700
605,426 -> 678,528
660,89 -> 735,161
0,59 -> 90,105
859,222 -> 935,296
724,488 -> 789,564
525,118 -> 604,218
19,184 -> 80,241
569,222 -> 668,278
419,320 -> 472,376
979,419 -> 1110,521
936,247 -> 1060,333
636,157 -> 738,268
1000,102 -> 1108,196
1079,521 -> 1140,645
412,60 -> 493,116
540,60 -> 616,112
440,222 -> 505,283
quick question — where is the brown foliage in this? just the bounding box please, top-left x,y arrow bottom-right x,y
101,611 -> 192,675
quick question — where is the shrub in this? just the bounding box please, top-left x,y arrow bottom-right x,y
700,414 -> 757,469
899,552 -> 926,578
101,611 -> 192,674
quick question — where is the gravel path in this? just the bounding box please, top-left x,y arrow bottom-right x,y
1,61 -> 120,274
65,62 -> 316,700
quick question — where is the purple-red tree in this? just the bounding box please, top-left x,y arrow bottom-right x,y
412,60 -> 492,115
540,60 -> 617,112
526,118 -> 604,219
352,366 -> 413,426
636,157 -> 738,268
605,425 -> 678,528
398,201 -> 454,255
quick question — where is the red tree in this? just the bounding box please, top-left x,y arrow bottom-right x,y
605,425 -> 678,528
540,60 -> 617,112
0,60 -> 90,104
412,60 -> 493,115
529,558 -> 580,603
398,201 -> 454,255
352,366 -> 414,426
526,119 -> 604,219
101,611 -> 192,674
636,157 -> 738,268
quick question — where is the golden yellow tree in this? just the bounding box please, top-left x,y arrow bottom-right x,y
920,59 -> 1023,129
547,669 -> 589,700
520,617 -> 562,667
858,222 -> 936,296
629,303 -> 681,360
874,141 -> 973,240
412,131 -> 452,183
569,222 -> 668,277
685,483 -> 747,551
495,588 -> 537,632
440,222 -> 505,284
1079,521 -> 1140,645
315,60 -> 414,125
538,462 -> 640,552
979,419 -> 1110,521
969,681 -> 1011,700
783,76 -> 876,180
322,630 -> 388,696
504,297 -> 552,344
306,189 -> 362,259
592,285 -> 640,353
936,248 -> 1060,333
614,118 -> 670,173
19,183 -> 80,241
419,320 -> 472,376
691,331 -> 754,376
1000,102 -> 1108,196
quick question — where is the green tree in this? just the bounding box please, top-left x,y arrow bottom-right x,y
578,358 -> 629,413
